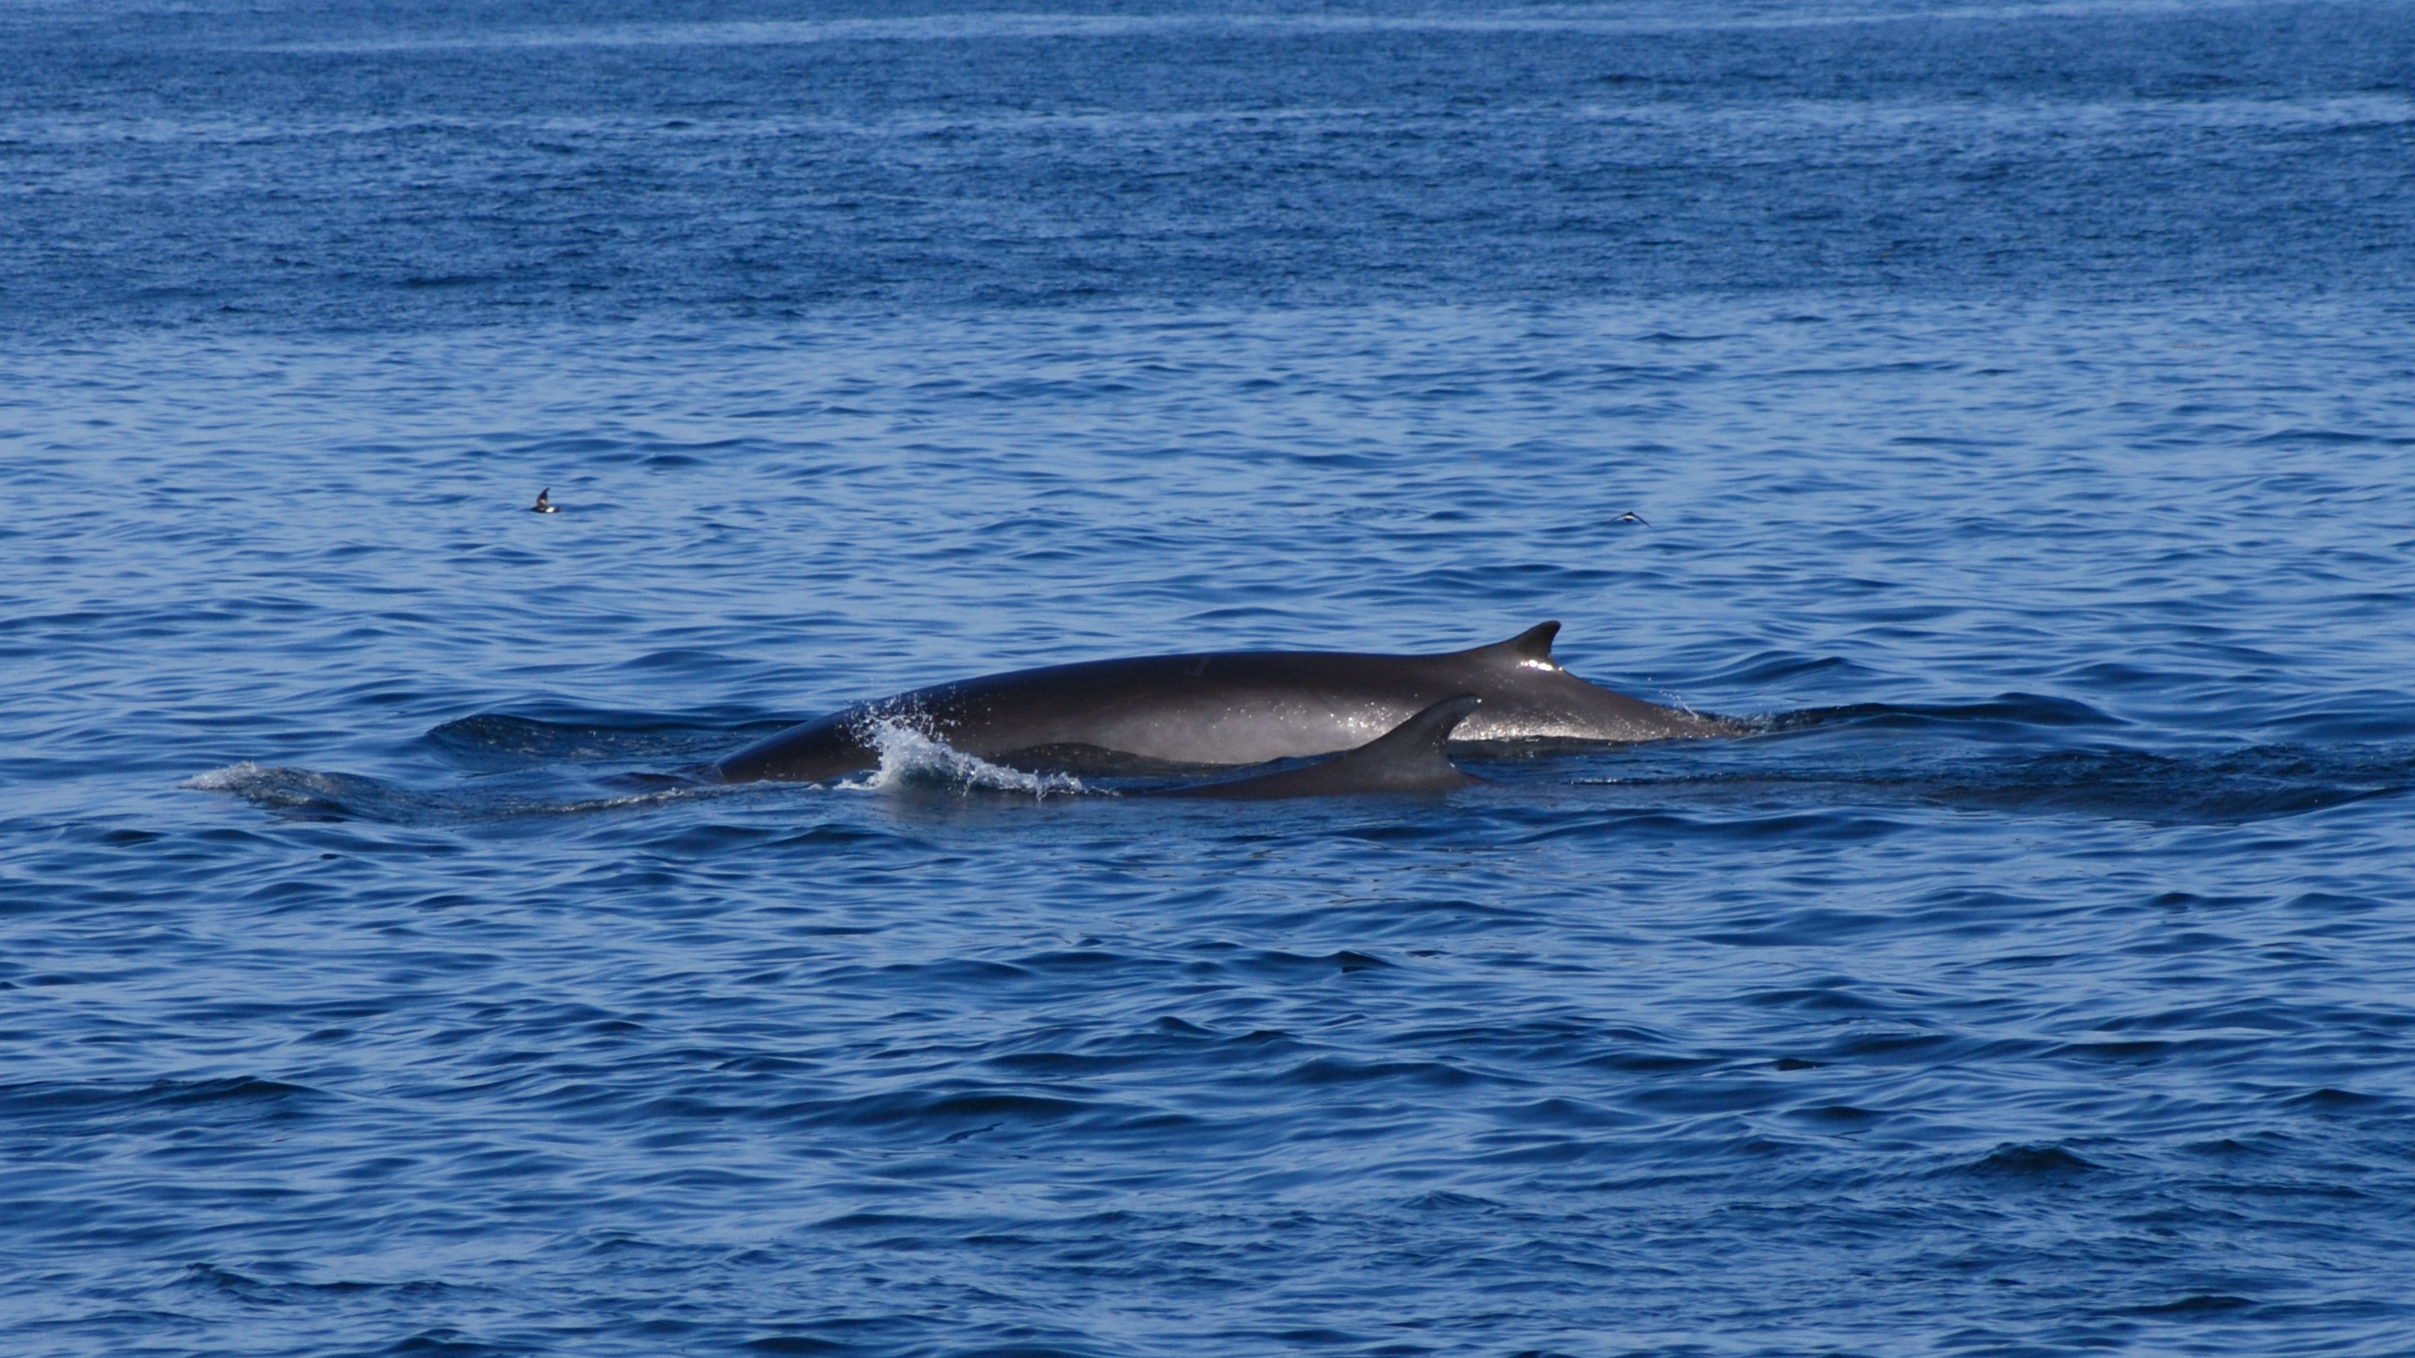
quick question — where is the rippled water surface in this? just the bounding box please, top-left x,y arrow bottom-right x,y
6,2 -> 2415,1355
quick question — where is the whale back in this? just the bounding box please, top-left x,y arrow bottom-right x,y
709,621 -> 1727,783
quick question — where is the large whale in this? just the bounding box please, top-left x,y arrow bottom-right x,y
710,621 -> 1730,785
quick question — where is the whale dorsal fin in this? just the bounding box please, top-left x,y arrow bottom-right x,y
1168,695 -> 1482,799
1465,621 -> 1560,668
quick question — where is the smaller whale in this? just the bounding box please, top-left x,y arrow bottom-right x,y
531,488 -> 558,513
1158,695 -> 1482,799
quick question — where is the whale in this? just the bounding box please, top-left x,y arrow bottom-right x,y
709,621 -> 1730,785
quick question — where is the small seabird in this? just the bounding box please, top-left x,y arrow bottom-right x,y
531,488 -> 558,514
1615,510 -> 1650,526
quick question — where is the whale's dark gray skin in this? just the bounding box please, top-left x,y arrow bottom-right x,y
709,621 -> 1728,784
1159,695 -> 1483,799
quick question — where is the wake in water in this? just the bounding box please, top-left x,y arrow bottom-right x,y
1576,699 -> 2415,825
182,697 -> 2411,826
179,760 -> 704,824
183,711 -> 1090,822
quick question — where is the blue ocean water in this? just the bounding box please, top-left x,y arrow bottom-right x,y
6,2 -> 2415,1355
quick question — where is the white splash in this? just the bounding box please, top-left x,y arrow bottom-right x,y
180,761 -> 365,804
181,761 -> 268,792
850,716 -> 1088,799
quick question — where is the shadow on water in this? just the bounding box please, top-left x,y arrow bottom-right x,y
183,700 -> 2415,829
417,711 -> 761,771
